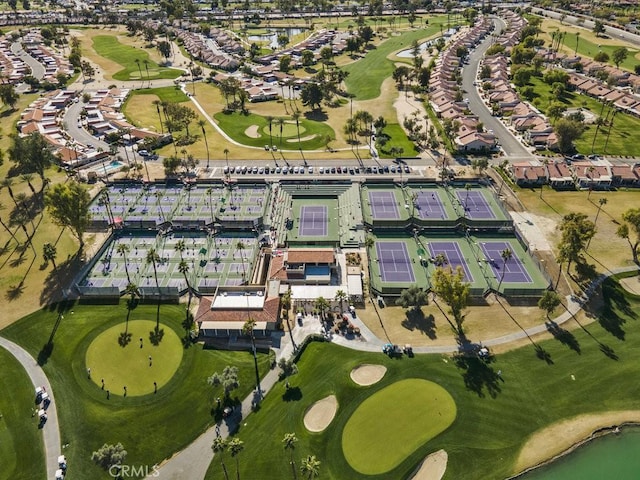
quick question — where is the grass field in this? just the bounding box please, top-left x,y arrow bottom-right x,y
85,320 -> 183,396
0,347 -> 46,480
343,18 -> 448,100
342,378 -> 456,475
520,77 -> 640,156
378,123 -> 420,157
204,275 -> 640,480
538,17 -> 640,72
0,302 -> 271,479
92,35 -> 183,81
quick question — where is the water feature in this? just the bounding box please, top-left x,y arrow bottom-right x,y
397,40 -> 433,58
518,427 -> 640,480
247,27 -> 306,50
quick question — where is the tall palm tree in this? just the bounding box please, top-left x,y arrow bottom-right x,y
212,437 -> 230,480
497,248 -> 512,291
574,31 -> 580,56
266,116 -> 274,149
228,438 -> 244,480
434,253 -> 448,267
1,178 -> 19,209
224,148 -> 230,175
117,243 -> 131,283
603,109 -> 618,154
464,183 -> 472,211
198,119 -> 210,170
206,187 -> 216,225
178,259 -> 194,316
146,247 -> 161,326
282,433 -> 298,480
134,58 -> 143,85
0,202 -> 20,245
143,59 -> 150,86
174,239 -> 186,260
281,287 -> 297,350
300,455 -> 321,479
335,289 -> 347,314
277,118 -> 285,150
243,318 -> 261,394
21,173 -> 36,196
152,100 -> 164,133
236,240 -> 247,283
314,296 -> 329,321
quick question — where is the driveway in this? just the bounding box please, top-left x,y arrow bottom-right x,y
64,101 -> 111,152
462,17 -> 534,161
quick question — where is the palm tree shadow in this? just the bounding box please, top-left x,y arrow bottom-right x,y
546,320 -> 581,354
5,281 -> 25,300
149,326 -> 165,345
282,386 -> 302,402
401,309 -> 437,339
453,353 -> 502,398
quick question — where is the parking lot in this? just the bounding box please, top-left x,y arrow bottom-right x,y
222,163 -> 413,176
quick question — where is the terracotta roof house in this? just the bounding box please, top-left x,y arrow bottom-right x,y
268,248 -> 336,284
511,162 -> 548,187
610,164 -> 640,187
548,162 -> 575,190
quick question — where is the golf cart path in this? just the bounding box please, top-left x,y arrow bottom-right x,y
0,337 -> 61,480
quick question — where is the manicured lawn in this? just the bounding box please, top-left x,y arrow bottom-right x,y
92,35 -> 183,81
378,123 -> 420,157
127,86 -> 189,104
0,302 -> 272,479
85,320 -> 183,396
342,379 -> 456,475
0,348 -> 46,480
213,111 -> 335,150
205,275 -> 640,480
520,77 -> 640,156
343,18 -> 448,100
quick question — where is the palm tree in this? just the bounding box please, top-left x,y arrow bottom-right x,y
292,112 -> 303,160
198,119 -> 210,170
434,253 -> 448,267
117,243 -> 131,283
243,318 -> 262,395
174,239 -> 186,260
21,173 -> 36,196
228,437 -> 244,480
283,433 -> 298,479
134,58 -> 143,86
206,187 -> 216,225
124,281 -> 139,305
152,100 -> 164,133
497,248 -> 512,291
300,455 -> 321,479
0,202 -> 20,245
277,117 -> 285,150
236,240 -> 247,282
1,178 -> 19,209
42,242 -> 57,270
143,59 -> 150,86
212,437 -> 230,480
223,148 -> 230,175
603,109 -> 618,154
266,116 -> 274,150
281,287 -> 297,351
574,31 -> 580,56
335,289 -> 348,314
594,197 -> 608,226
146,247 -> 161,326
314,296 -> 330,321
364,235 -> 375,249
178,259 -> 194,318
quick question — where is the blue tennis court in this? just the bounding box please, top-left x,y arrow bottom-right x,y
480,241 -> 532,283
427,241 -> 474,282
369,191 -> 400,219
455,190 -> 496,219
414,191 -> 447,219
299,205 -> 328,237
376,241 -> 416,282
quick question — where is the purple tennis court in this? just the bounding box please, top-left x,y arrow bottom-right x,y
427,241 -> 474,282
299,205 -> 328,237
375,241 -> 416,282
369,191 -> 400,219
480,241 -> 532,283
455,191 -> 496,219
414,191 -> 447,220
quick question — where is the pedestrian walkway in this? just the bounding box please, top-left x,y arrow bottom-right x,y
0,337 -> 61,480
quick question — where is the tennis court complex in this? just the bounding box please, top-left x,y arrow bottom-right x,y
375,241 -> 416,283
414,190 -> 447,220
479,241 -> 532,283
299,205 -> 328,237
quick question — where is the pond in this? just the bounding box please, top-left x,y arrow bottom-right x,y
247,27 -> 306,50
518,427 -> 640,480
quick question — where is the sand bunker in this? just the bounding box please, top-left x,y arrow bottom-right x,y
303,395 -> 338,433
244,125 -> 261,138
620,276 -> 640,296
350,364 -> 387,386
410,449 -> 448,480
286,134 -> 316,142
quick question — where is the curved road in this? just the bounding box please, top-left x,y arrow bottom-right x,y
463,16 -> 534,161
11,41 -> 46,80
0,337 -> 61,480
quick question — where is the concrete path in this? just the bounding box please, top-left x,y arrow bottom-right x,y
0,337 -> 61,480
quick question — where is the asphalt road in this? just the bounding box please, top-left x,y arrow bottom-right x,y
462,17 -> 534,161
11,41 -> 45,80
64,101 -> 111,151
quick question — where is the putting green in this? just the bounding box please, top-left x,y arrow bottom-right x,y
85,320 -> 183,396
342,378 -> 456,475
262,122 -> 300,137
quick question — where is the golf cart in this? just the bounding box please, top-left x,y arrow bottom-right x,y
55,469 -> 64,480
382,343 -> 403,357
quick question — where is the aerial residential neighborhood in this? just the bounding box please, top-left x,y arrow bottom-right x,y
1,1 -> 640,480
